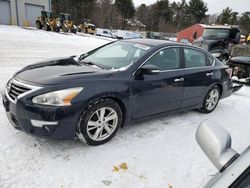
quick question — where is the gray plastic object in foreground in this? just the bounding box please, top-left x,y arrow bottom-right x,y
196,120 -> 239,171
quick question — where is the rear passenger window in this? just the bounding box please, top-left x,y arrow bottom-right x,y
184,48 -> 206,68
145,48 -> 181,71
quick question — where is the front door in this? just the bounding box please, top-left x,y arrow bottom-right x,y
131,47 -> 185,119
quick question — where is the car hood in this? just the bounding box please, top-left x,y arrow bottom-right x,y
14,57 -> 111,85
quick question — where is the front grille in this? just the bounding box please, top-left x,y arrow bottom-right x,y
8,82 -> 31,101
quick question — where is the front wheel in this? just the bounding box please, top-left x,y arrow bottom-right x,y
199,86 -> 220,113
78,99 -> 122,146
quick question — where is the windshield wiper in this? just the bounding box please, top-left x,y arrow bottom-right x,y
78,54 -> 88,61
80,61 -> 104,69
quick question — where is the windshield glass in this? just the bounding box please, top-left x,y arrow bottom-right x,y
203,28 -> 230,39
80,41 -> 151,70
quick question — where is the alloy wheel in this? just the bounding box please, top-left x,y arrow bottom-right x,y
86,107 -> 118,141
206,89 -> 219,111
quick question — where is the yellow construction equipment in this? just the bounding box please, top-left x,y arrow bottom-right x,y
36,11 -> 60,32
59,13 -> 77,34
78,19 -> 96,34
247,34 -> 250,45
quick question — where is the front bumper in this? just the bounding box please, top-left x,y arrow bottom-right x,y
2,93 -> 81,140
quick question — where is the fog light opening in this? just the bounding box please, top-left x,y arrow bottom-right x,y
31,119 -> 58,128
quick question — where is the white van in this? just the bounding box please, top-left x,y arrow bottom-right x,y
96,28 -> 117,39
115,30 -> 143,39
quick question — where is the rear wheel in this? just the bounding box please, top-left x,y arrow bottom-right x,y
200,85 -> 220,113
78,99 -> 122,146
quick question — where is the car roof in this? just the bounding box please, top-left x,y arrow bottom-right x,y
121,39 -> 207,52
122,39 -> 179,47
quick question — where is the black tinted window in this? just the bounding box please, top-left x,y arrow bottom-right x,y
184,48 -> 206,68
145,48 -> 180,71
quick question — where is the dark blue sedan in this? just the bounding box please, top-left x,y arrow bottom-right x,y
2,39 -> 233,145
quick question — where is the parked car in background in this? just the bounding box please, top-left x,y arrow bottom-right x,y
115,30 -> 143,39
196,121 -> 250,188
177,24 -> 241,62
96,28 -> 117,39
227,44 -> 250,82
2,39 -> 234,145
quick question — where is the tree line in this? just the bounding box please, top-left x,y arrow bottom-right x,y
51,0 -> 250,35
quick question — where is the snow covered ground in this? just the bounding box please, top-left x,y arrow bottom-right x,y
0,25 -> 250,188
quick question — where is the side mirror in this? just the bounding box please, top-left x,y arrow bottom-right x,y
140,64 -> 160,75
196,120 -> 239,172
193,31 -> 198,39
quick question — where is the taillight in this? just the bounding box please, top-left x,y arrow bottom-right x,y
226,68 -> 233,78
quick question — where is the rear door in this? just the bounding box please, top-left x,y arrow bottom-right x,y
132,47 -> 185,119
181,47 -> 216,107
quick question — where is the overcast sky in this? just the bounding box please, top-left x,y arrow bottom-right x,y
133,0 -> 249,14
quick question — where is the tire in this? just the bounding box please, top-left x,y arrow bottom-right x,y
199,85 -> 220,113
44,23 -> 50,31
36,21 -> 42,29
78,99 -> 122,146
62,25 -> 69,32
71,28 -> 77,34
55,28 -> 60,32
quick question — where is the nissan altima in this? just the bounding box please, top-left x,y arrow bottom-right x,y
2,39 -> 233,145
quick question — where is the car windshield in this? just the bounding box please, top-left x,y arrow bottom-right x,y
203,28 -> 230,39
79,41 -> 151,70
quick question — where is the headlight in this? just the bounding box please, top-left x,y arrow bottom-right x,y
211,53 -> 221,58
32,87 -> 83,106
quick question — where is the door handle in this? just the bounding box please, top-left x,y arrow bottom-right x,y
174,78 -> 184,82
206,72 -> 213,76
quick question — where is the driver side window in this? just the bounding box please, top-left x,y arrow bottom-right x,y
145,48 -> 181,71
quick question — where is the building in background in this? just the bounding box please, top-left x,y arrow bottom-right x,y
0,0 -> 51,27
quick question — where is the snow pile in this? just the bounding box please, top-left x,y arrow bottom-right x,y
0,25 -> 250,188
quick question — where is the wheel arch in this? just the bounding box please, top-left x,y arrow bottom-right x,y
82,93 -> 129,127
201,83 -> 223,106
216,83 -> 223,96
